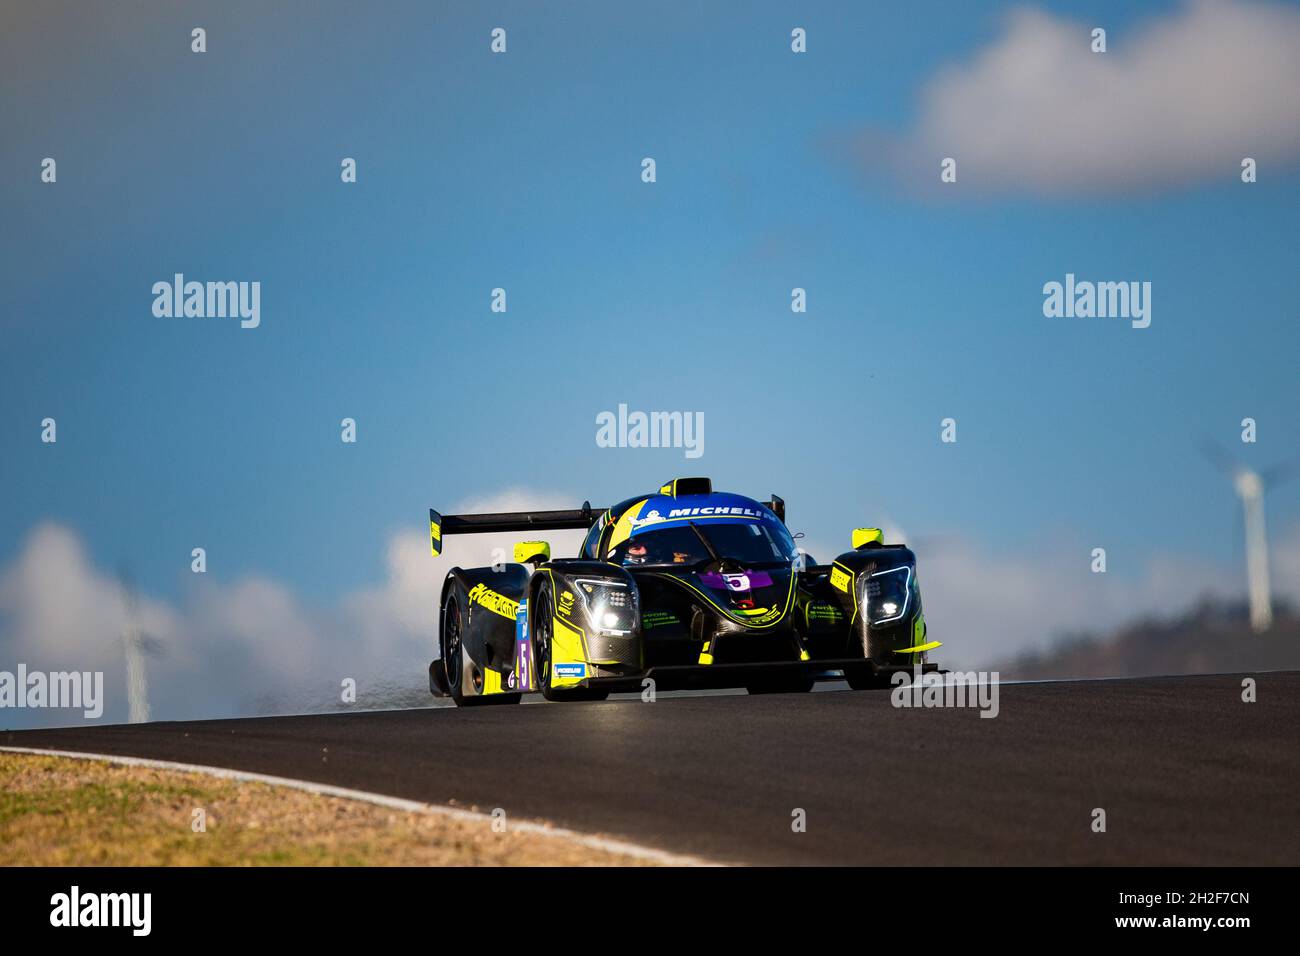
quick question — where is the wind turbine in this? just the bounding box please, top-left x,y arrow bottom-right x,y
116,568 -> 152,723
1203,445 -> 1296,633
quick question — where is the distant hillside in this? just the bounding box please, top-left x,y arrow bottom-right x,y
1001,600 -> 1300,680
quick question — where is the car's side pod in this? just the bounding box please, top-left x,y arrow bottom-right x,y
824,544 -> 927,660
825,543 -> 917,608
441,564 -> 530,675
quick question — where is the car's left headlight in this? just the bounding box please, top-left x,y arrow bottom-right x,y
574,578 -> 637,635
862,565 -> 912,624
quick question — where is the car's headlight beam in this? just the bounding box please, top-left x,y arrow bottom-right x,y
862,565 -> 911,624
574,578 -> 636,635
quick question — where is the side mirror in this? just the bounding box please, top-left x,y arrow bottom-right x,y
852,528 -> 883,549
514,540 -> 551,565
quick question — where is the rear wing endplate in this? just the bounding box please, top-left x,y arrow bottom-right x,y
429,502 -> 604,556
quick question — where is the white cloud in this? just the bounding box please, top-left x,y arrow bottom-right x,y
922,522 -> 1300,668
340,488 -> 586,666
859,0 -> 1300,195
0,490 -> 585,727
0,525 -> 179,673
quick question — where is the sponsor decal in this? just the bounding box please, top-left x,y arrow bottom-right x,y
630,508 -> 669,529
641,609 -> 679,629
806,602 -> 845,623
698,569 -> 774,591
738,604 -> 784,624
629,503 -> 768,532
554,662 -> 586,679
511,643 -> 531,690
665,505 -> 763,520
829,566 -> 851,593
509,598 -> 532,690
467,582 -> 519,620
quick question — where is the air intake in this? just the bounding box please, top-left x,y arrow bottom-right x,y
659,477 -> 713,497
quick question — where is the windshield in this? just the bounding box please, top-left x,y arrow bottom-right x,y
613,520 -> 798,568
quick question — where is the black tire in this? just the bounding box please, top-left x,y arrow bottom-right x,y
845,620 -> 901,690
443,592 -> 521,707
532,582 -> 608,703
746,676 -> 815,695
845,670 -> 886,691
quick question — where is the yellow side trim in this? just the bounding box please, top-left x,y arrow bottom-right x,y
832,561 -> 861,623
698,640 -> 713,665
651,571 -> 797,629
550,615 -> 588,687
895,641 -> 942,654
606,498 -> 648,556
483,667 -> 504,694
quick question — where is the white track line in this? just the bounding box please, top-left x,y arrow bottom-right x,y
0,745 -> 721,867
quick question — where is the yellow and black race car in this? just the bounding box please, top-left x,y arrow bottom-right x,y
427,477 -> 940,705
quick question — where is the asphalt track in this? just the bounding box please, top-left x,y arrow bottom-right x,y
5,672 -> 1298,865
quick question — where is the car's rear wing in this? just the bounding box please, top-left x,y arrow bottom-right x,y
429,503 -> 605,556
429,491 -> 786,556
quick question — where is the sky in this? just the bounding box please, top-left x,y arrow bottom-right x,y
2,0 -> 1299,725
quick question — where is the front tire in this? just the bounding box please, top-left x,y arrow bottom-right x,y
746,676 -> 815,695
845,670 -> 886,691
845,621 -> 897,690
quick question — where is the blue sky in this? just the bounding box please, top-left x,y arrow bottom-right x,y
2,1 -> 1299,719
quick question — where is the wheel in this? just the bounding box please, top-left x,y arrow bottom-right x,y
843,618 -> 901,690
443,592 -> 520,707
845,670 -> 886,691
746,676 -> 815,695
531,582 -> 608,703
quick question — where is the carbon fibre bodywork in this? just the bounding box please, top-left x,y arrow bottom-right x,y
428,479 -> 939,704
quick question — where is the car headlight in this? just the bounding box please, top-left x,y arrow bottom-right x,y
862,566 -> 911,624
574,578 -> 637,635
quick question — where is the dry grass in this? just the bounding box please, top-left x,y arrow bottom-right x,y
0,752 -> 656,866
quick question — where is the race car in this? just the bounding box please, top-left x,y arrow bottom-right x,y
427,477 -> 940,705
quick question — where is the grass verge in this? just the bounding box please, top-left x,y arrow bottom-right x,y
0,752 -> 657,866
